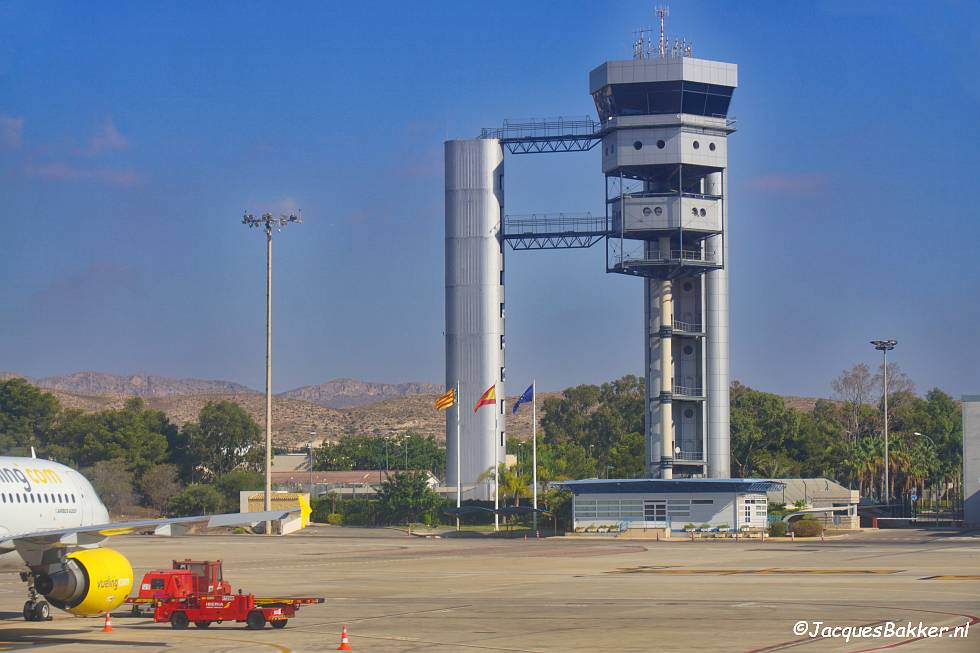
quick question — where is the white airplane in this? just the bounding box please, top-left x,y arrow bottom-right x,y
0,454 -> 309,622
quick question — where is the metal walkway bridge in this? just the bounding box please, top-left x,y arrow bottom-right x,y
502,213 -> 608,250
480,117 -> 602,154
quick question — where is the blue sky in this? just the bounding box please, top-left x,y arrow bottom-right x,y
1,1 -> 978,398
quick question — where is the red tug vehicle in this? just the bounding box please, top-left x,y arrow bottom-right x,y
127,559 -> 323,630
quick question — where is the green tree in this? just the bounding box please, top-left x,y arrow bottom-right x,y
607,431 -> 645,478
214,470 -> 264,512
83,459 -> 137,513
184,401 -> 262,480
139,464 -> 183,512
0,378 -> 61,454
44,398 -> 172,474
535,442 -> 596,483
168,484 -> 226,516
376,471 -> 444,525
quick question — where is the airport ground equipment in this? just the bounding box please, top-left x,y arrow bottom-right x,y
126,559 -> 323,629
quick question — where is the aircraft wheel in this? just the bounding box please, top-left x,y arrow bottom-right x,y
245,610 -> 266,630
23,601 -> 36,621
33,601 -> 50,621
131,604 -> 141,617
194,621 -> 211,629
271,619 -> 287,629
170,611 -> 189,629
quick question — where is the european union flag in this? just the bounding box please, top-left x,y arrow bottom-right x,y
512,384 -> 534,413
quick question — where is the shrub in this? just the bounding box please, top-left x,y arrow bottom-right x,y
339,498 -> 378,526
792,518 -> 823,537
768,521 -> 788,537
214,470 -> 264,512
683,523 -> 696,531
139,464 -> 183,512
326,513 -> 342,526
168,484 -> 225,516
311,497 -> 332,523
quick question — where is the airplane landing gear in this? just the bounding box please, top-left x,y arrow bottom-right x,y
20,572 -> 52,622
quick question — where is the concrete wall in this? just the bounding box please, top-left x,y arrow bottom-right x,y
964,396 -> 980,526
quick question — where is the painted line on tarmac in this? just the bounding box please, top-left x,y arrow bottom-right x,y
609,566 -> 902,575
919,575 -> 980,580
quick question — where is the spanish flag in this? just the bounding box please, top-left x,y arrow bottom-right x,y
434,387 -> 456,411
474,384 -> 496,413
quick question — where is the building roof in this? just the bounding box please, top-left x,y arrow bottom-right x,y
271,470 -> 436,486
554,478 -> 784,495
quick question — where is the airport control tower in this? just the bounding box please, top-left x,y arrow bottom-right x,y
598,22 -> 737,478
445,9 -> 737,486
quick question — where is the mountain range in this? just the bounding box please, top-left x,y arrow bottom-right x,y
0,371 -> 441,409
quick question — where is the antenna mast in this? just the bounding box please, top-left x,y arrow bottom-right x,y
657,5 -> 669,58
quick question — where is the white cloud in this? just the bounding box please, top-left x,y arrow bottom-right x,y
89,120 -> 128,154
0,114 -> 24,148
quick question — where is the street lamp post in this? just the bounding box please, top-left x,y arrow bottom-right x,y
871,339 -> 897,504
242,211 -> 302,534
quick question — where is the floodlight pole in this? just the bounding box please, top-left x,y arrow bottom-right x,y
871,339 -> 897,505
242,211 -> 302,534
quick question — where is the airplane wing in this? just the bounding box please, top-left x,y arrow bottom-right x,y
1,508 -> 300,555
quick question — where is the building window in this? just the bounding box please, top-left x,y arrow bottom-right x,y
499,303 -> 505,318
633,140 -> 643,150
684,408 -> 694,418
683,345 -> 694,355
500,335 -> 505,350
500,270 -> 504,285
683,281 -> 693,292
500,366 -> 506,381
692,499 -> 714,505
693,140 -> 700,150
709,142 -> 716,151
656,139 -> 666,149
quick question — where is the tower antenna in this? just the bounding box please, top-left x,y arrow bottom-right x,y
657,5 -> 669,58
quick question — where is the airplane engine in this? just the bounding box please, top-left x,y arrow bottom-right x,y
34,548 -> 133,616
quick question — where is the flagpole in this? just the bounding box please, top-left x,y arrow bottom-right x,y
455,380 -> 461,532
493,387 -> 499,533
532,379 -> 538,535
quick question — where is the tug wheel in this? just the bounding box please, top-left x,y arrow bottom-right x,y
170,611 -> 190,629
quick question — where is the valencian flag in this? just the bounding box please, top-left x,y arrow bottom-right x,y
434,387 -> 456,411
512,384 -> 533,413
474,384 -> 496,413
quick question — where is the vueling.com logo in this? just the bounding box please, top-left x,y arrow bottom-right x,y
0,466 -> 63,492
97,578 -> 119,590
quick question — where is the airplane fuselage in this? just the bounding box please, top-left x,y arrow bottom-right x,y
0,456 -> 109,568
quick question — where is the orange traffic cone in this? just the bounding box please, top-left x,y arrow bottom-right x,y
102,612 -> 113,633
337,624 -> 352,650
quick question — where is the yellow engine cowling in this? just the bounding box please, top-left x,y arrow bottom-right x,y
37,548 -> 133,616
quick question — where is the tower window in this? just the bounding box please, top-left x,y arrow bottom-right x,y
499,303 -> 505,318
709,142 -> 716,151
684,345 -> 694,355
633,141 -> 643,150
500,335 -> 505,350
693,140 -> 700,150
684,408 -> 695,418
683,281 -> 693,292
500,366 -> 506,381
656,139 -> 666,149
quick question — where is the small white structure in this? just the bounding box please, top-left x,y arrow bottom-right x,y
767,478 -> 860,529
559,479 -> 782,532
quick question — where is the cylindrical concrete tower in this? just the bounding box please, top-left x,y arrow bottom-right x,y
445,139 -> 506,497
704,172 -> 730,478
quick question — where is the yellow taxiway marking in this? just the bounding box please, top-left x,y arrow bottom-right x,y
920,575 -> 980,580
611,567 -> 902,575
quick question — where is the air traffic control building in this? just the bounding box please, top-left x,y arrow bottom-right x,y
445,23 -> 737,492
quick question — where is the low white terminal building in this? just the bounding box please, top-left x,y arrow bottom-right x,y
558,478 -> 784,532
